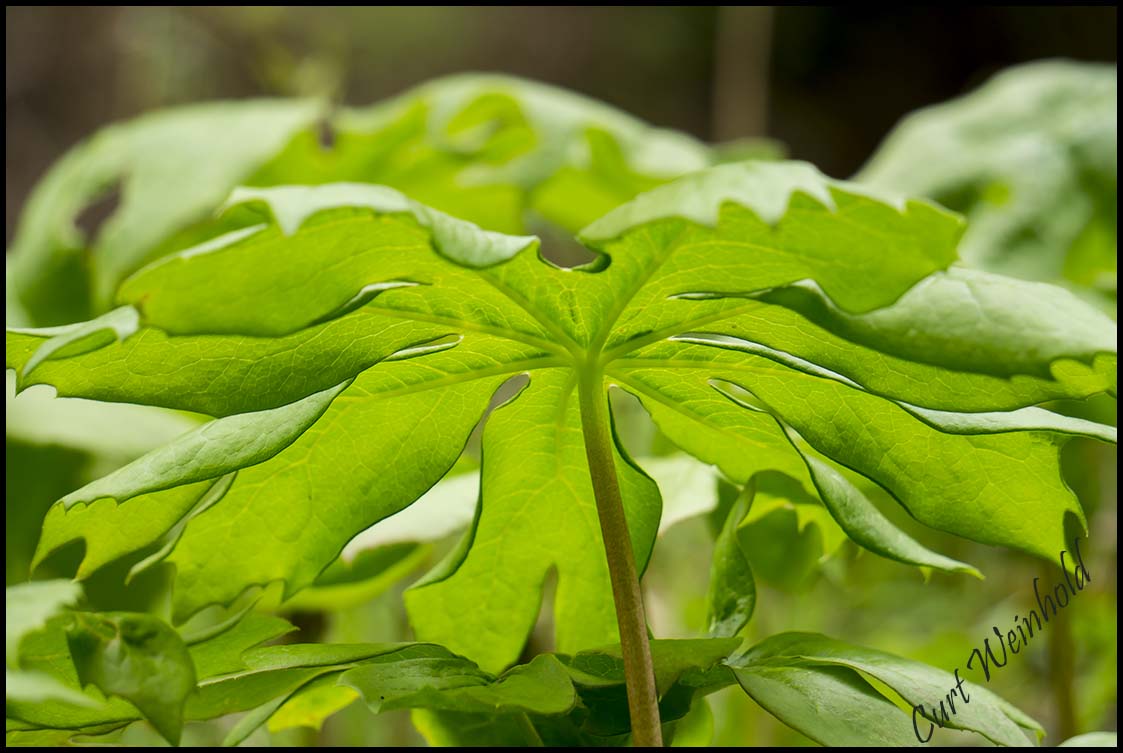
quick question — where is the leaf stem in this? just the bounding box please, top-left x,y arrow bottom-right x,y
577,364 -> 663,747
1043,560 -> 1077,741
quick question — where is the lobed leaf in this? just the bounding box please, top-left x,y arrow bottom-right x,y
8,161 -> 1116,677
7,100 -> 323,323
730,632 -> 1044,746
860,61 -> 1116,300
7,75 -> 714,328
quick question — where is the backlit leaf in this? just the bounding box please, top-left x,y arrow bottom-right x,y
8,162 -> 1115,680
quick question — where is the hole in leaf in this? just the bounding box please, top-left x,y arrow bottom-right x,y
528,216 -> 603,270
463,373 -> 531,456
489,372 -> 531,408
518,565 -> 558,665
75,181 -> 123,246
608,385 -> 666,459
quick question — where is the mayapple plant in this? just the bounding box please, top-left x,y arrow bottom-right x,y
5,70 -> 1118,747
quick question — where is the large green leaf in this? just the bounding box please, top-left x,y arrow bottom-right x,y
7,75 -> 713,328
7,100 -> 323,324
729,632 -> 1044,746
7,163 -> 1115,675
256,73 -> 713,237
736,663 -> 920,747
859,61 -> 1117,302
340,452 -> 722,560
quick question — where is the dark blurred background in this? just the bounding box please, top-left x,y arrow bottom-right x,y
6,6 -> 1118,244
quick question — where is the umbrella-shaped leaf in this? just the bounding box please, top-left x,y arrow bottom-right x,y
7,162 -> 1115,678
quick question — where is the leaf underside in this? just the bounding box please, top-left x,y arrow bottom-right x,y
6,74 -> 714,328
6,161 -> 1116,678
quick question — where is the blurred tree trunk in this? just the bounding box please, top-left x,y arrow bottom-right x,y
711,6 -> 773,140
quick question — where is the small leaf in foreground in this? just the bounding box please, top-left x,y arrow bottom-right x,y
66,612 -> 196,745
730,631 -> 1043,747
705,486 -> 756,637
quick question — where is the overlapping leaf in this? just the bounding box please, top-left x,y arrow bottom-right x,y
7,616 -> 576,746
4,77 -> 721,632
859,61 -> 1117,302
7,75 -> 713,328
0,630 -> 718,745
729,632 -> 1044,746
7,628 -> 1046,748
255,73 -> 714,237
5,581 -> 96,711
6,100 -> 324,324
5,611 -> 291,743
706,472 -> 850,628
65,612 -> 196,745
7,161 -> 1116,678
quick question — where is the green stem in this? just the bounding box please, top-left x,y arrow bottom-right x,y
577,364 -> 663,747
1043,561 -> 1077,741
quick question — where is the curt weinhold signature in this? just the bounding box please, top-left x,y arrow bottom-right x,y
911,536 -> 1091,744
